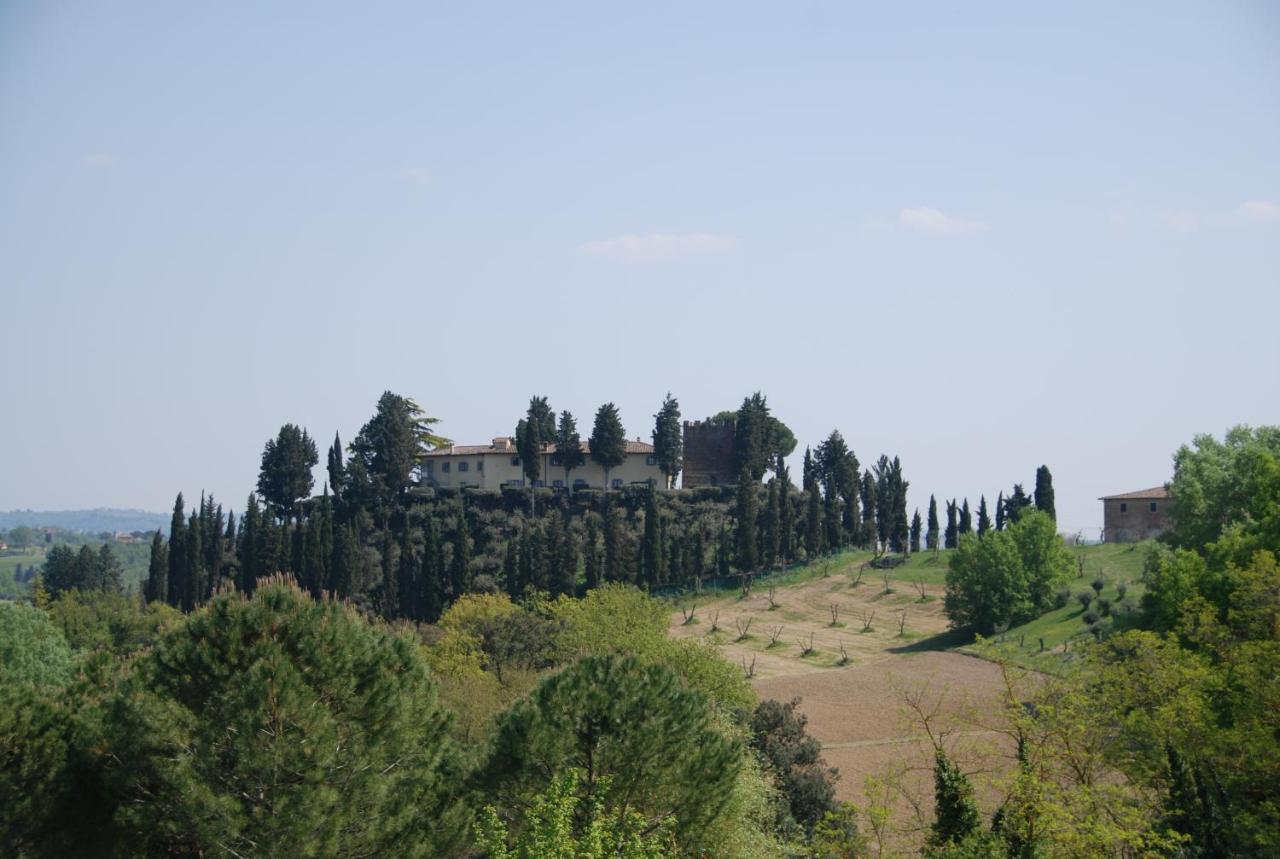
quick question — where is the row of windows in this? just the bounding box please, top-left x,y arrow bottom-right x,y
1118,502 -> 1159,513
430,454 -> 658,473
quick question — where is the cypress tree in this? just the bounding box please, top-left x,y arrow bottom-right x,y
503,529 -> 521,597
97,544 -> 123,593
380,528 -> 398,618
185,509 -> 204,611
802,446 -> 816,491
589,403 -> 627,490
823,477 -> 841,553
651,393 -> 683,489
717,522 -> 732,578
548,513 -> 577,597
397,526 -> 417,620
996,491 -> 1006,531
910,509 -> 922,554
667,523 -> 684,586
805,484 -> 823,560
602,501 -> 623,583
777,454 -> 794,563
763,477 -> 780,569
930,750 -> 982,849
1004,484 -> 1033,525
691,527 -> 707,584
1034,465 -> 1056,523
554,410 -> 585,489
329,522 -> 358,599
927,495 -> 940,551
860,470 -> 877,549
145,530 -> 168,604
977,496 -> 991,537
735,469 -> 759,572
317,489 -> 333,592
944,500 -> 958,550
167,493 -> 186,609
641,484 -> 664,590
959,498 -> 972,536
451,509 -> 472,597
583,514 -> 600,591
421,518 -> 443,621
888,457 -> 909,554
327,431 -> 345,498
239,494 -> 260,595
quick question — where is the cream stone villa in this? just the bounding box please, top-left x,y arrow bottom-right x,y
422,436 -> 662,490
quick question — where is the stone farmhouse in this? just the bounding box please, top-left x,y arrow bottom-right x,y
1099,486 -> 1173,543
423,436 -> 662,490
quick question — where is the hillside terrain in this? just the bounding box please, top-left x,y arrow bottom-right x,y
0,509 -> 168,535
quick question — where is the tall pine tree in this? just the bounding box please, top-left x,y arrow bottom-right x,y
651,393 -> 683,489
1034,465 -> 1056,523
927,495 -> 940,551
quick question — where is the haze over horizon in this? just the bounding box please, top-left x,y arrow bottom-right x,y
3,2 -> 1278,536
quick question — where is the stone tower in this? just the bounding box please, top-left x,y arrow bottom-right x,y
681,420 -> 736,488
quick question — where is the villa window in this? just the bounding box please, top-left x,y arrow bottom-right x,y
511,456 -> 521,466
550,454 -> 562,466
646,455 -> 657,466
1149,502 -> 1158,512
1119,502 -> 1127,513
441,462 -> 451,473
611,478 -> 623,489
458,461 -> 469,473
477,460 -> 483,472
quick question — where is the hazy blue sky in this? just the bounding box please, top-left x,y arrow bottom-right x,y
2,2 -> 1278,535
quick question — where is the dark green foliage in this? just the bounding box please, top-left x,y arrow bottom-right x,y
95,582 -> 463,856
583,513 -> 601,590
927,495 -> 940,551
40,544 -> 79,598
256,423 -> 318,519
589,403 -> 628,487
1033,465 -> 1055,523
995,491 -> 1005,531
976,496 -> 991,538
929,750 -> 981,850
732,392 -> 795,482
911,509 -> 922,554
327,431 -> 345,499
749,698 -> 839,835
641,485 -> 666,589
944,499 -> 958,550
806,485 -> 823,559
554,409 -> 585,486
815,431 -> 860,545
777,454 -> 795,564
451,509 -> 472,597
478,654 -> 743,850
516,395 -> 554,490
1003,484 -> 1032,526
548,512 -> 578,597
763,477 -> 780,569
652,393 -> 683,489
736,470 -> 759,572
802,447 -> 816,491
823,478 -> 842,554
348,391 -> 446,505
860,471 -> 877,549
958,498 -> 972,537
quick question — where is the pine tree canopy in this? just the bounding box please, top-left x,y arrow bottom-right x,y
588,403 -> 627,479
652,393 -> 683,488
256,423 -> 318,518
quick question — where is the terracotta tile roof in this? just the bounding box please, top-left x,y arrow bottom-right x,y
424,437 -> 655,457
1099,486 -> 1171,501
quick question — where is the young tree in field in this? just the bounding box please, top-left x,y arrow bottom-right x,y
589,403 -> 627,490
929,750 -> 982,851
554,410 -> 585,489
736,469 -> 759,572
1034,465 -> 1056,523
910,509 -> 922,554
652,393 -> 683,489
977,495 -> 991,537
944,499 -> 959,550
257,424 -> 318,520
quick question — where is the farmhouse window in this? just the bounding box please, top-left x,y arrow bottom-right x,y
1120,502 -> 1127,513
442,462 -> 450,473
1150,502 -> 1157,512
477,460 -> 483,471
458,461 -> 469,473
511,456 -> 521,466
646,455 -> 657,466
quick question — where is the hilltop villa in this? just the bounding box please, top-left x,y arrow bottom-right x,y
423,436 -> 663,490
1099,486 -> 1174,543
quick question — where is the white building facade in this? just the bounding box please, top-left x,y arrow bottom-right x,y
423,436 -> 663,490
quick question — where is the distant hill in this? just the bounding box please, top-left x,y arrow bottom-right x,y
0,508 -> 169,535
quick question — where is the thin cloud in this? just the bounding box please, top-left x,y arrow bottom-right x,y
896,207 -> 989,235
1237,199 -> 1279,222
579,232 -> 740,263
82,154 -> 115,168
